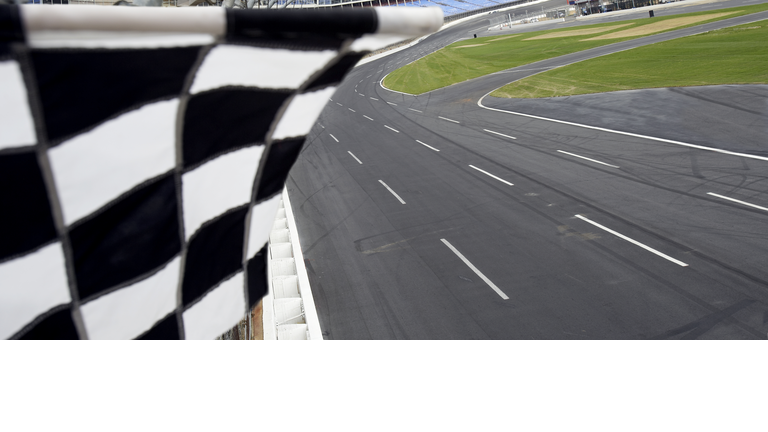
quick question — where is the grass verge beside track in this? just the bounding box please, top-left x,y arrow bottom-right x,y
491,20 -> 768,98
382,3 -> 768,95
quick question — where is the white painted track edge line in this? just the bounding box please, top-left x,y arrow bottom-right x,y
707,192 -> 768,212
483,129 -> 516,140
416,140 -> 440,152
469,164 -> 514,186
440,239 -> 509,300
384,125 -> 400,133
348,151 -> 363,164
439,116 -> 460,123
378,180 -> 406,204
379,74 -> 416,96
477,93 -> 768,162
574,214 -> 689,267
281,188 -> 323,339
329,133 -> 338,142
557,150 -> 619,168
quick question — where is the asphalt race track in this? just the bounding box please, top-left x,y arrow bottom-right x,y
286,0 -> 768,339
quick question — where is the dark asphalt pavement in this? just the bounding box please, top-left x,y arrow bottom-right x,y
286,0 -> 768,339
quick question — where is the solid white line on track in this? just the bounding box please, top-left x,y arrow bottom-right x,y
416,140 -> 440,152
707,192 -> 768,212
384,125 -> 400,133
348,151 -> 363,165
329,134 -> 338,142
574,214 -> 689,267
387,102 -> 397,106
557,150 -> 619,168
469,165 -> 514,186
440,239 -> 509,300
490,67 -> 554,75
439,116 -> 460,123
408,108 -> 423,113
478,96 -> 768,163
348,108 -> 356,112
363,115 -> 374,121
483,129 -> 516,140
378,180 -> 406,204
370,97 -> 379,101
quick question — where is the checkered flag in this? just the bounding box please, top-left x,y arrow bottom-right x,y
0,5 -> 441,339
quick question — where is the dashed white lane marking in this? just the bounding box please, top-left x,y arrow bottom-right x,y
336,102 -> 343,106
370,97 -> 379,101
329,134 -> 339,142
440,239 -> 509,300
363,115 -> 375,121
379,180 -> 406,204
348,108 -> 356,112
384,125 -> 400,133
359,79 -> 364,83
359,94 -> 365,97
348,151 -> 363,165
557,150 -> 619,168
318,124 -> 324,129
387,102 -> 397,106
416,140 -> 440,152
329,98 -> 333,101
408,108 -> 423,113
483,129 -> 516,140
574,214 -> 689,267
439,116 -> 460,123
469,165 -> 514,186
707,193 -> 768,212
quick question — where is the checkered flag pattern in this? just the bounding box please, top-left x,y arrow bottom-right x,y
0,5 -> 442,339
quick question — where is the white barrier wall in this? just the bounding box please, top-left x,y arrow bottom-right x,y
263,188 -> 323,340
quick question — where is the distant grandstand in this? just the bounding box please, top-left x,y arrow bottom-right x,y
214,0 -> 519,18
267,0 -> 521,18
27,0 -> 540,21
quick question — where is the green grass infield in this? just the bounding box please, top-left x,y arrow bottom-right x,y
491,19 -> 768,98
382,3 -> 768,95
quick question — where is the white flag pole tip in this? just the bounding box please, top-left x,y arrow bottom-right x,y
20,5 -> 227,36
